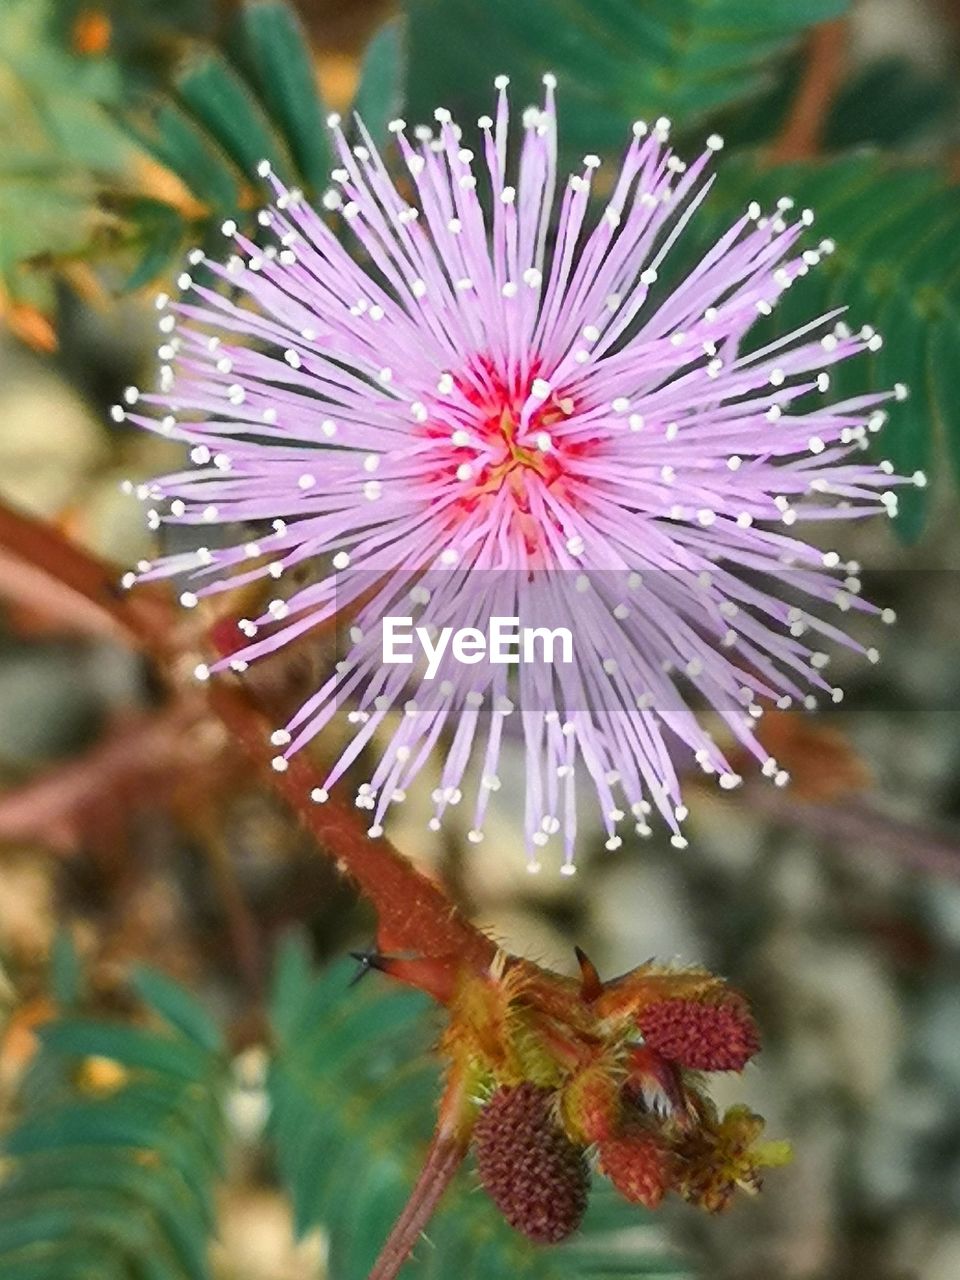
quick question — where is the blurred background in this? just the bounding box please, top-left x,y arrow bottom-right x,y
1,1 -> 960,1278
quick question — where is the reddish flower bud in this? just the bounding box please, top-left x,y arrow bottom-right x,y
638,996 -> 759,1072
473,1082 -> 590,1243
598,1129 -> 673,1209
561,1059 -> 623,1144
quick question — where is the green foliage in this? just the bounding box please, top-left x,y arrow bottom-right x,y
685,155 -> 960,541
116,0 -> 326,283
112,1 -> 404,287
0,961 -> 228,1280
710,55 -> 956,152
824,58 -> 956,150
1,0 -> 957,520
404,0 -> 849,158
1,0 -> 406,300
268,938 -> 693,1280
0,0 -> 128,309
50,0 -> 218,68
0,940 -> 692,1280
354,18 -> 408,148
227,1 -> 333,193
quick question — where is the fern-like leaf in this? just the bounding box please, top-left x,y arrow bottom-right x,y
0,0 -> 127,310
0,963 -> 229,1280
3,0 -> 406,302
676,155 -> 960,541
404,0 -> 849,160
111,2 -> 405,288
354,18 -> 407,148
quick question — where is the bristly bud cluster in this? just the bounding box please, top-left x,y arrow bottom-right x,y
372,944 -> 790,1239
125,75 -> 919,868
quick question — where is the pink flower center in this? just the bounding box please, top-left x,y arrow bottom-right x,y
434,361 -> 590,514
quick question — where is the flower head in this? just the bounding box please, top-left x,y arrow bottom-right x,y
125,78 -> 917,867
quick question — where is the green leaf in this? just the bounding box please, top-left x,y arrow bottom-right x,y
0,964 -> 228,1280
49,930 -> 83,1008
0,0 -> 128,307
131,967 -> 226,1053
701,49 -> 953,153
678,154 -> 960,540
930,316 -> 960,493
120,100 -> 243,215
115,197 -> 188,292
4,0 -> 375,298
110,0 -> 342,289
825,58 -> 956,150
50,0 -> 217,68
234,0 -> 332,194
269,930 -> 315,1040
38,1019 -> 215,1082
404,0 -> 850,160
0,158 -> 102,309
3,1 -> 126,169
175,47 -> 293,183
267,940 -> 695,1280
354,18 -> 407,147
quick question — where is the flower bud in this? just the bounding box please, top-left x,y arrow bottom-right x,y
638,996 -> 759,1072
598,1128 -> 673,1209
473,1082 -> 589,1243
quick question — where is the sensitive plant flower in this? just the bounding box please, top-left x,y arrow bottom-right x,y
365,942 -> 788,1236
121,76 -> 922,869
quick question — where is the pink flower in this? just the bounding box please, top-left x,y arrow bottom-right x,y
122,78 -> 919,870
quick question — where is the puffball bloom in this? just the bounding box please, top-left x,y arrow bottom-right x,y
123,77 -> 917,870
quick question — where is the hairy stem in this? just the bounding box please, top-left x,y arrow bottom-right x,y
366,1132 -> 467,1280
0,498 -> 494,973
208,682 -> 496,967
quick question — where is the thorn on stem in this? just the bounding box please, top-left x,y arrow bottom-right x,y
349,947 -> 385,986
574,945 -> 604,1002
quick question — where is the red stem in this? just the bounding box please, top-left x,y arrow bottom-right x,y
209,683 -> 496,968
0,497 -> 495,972
0,501 -> 173,653
769,19 -> 848,162
367,1133 -> 466,1280
0,500 -> 482,1280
